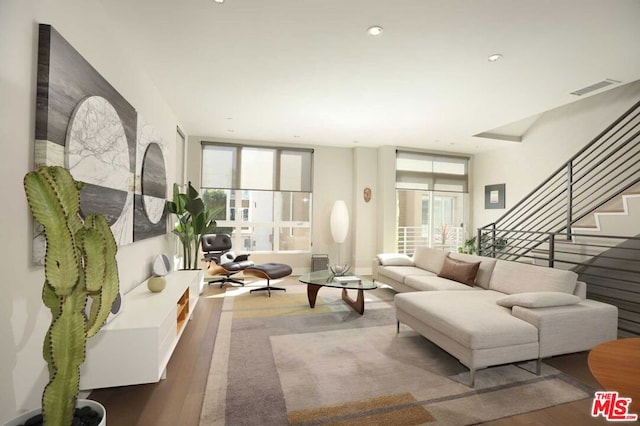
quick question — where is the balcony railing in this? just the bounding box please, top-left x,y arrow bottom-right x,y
397,226 -> 464,255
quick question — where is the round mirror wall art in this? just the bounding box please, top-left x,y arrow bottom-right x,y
66,95 -> 133,247
141,142 -> 167,224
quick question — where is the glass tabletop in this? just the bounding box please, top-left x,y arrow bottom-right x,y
298,270 -> 377,290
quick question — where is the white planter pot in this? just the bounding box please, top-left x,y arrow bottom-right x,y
3,399 -> 106,426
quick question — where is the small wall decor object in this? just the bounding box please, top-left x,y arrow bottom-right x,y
363,187 -> 372,203
485,184 -> 506,209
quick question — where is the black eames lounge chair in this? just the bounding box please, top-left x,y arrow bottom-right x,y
201,234 -> 254,287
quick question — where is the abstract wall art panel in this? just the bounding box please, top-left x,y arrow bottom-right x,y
67,95 -> 133,245
33,24 -> 167,263
141,143 -> 167,223
133,117 -> 168,241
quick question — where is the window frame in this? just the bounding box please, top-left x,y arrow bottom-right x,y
200,142 -> 313,254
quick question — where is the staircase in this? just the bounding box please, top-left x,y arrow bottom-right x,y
478,99 -> 640,336
572,183 -> 640,234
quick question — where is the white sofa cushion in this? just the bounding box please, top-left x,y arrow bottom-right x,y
511,300 -> 618,358
376,253 -> 414,266
412,246 -> 448,273
395,291 -> 538,350
378,266 -> 433,284
490,260 -> 577,295
449,253 -> 497,289
496,292 -> 581,308
405,275 -> 479,291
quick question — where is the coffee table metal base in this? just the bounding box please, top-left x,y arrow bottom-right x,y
306,284 -> 366,315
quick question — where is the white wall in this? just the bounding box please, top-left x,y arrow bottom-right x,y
377,146 -> 397,253
472,80 -> 640,232
186,136 -> 354,273
0,0 -> 181,421
352,147 -> 378,274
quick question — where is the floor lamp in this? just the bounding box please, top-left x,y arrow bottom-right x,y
330,200 -> 350,275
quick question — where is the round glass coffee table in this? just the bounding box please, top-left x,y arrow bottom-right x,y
298,270 -> 377,315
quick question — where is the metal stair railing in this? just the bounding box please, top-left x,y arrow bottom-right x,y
478,99 -> 640,261
480,229 -> 640,337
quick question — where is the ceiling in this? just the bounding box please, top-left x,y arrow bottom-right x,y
98,0 -> 640,153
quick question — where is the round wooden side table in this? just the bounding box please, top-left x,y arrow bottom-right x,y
588,338 -> 640,417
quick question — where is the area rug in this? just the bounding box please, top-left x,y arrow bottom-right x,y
200,277 -> 595,425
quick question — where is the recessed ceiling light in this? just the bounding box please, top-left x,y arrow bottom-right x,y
367,26 -> 383,36
488,53 -> 503,62
213,0 -> 224,3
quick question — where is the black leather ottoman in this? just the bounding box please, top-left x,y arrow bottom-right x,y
244,263 -> 293,297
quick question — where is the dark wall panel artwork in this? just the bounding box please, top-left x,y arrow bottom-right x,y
34,24 -> 168,263
134,136 -> 167,241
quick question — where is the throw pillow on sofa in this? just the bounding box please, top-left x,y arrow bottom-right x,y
376,253 -> 414,266
496,291 -> 581,308
437,255 -> 481,286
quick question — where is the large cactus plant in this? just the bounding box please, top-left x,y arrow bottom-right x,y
24,166 -> 119,425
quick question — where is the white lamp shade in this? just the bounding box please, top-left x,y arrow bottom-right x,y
330,200 -> 349,243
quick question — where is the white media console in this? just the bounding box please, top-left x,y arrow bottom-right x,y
80,270 -> 203,390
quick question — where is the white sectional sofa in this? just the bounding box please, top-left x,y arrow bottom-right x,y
372,246 -> 618,386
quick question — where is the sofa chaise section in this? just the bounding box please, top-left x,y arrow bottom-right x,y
395,290 -> 540,386
381,246 -> 619,387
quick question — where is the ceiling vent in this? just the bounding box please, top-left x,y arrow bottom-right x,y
570,79 -> 621,96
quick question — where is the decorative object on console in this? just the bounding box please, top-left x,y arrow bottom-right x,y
147,254 -> 171,293
23,166 -> 119,425
484,183 -> 506,209
153,253 -> 171,276
147,276 -> 167,293
329,200 -> 350,275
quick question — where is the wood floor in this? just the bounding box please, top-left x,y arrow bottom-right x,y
90,284 -> 611,426
89,284 -> 226,426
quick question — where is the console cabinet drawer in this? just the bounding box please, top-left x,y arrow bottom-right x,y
80,270 -> 202,390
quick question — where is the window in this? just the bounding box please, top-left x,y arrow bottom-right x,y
201,143 -> 313,253
396,151 -> 469,254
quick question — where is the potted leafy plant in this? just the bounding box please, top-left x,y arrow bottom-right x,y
458,235 -> 478,255
458,234 -> 508,256
18,166 -> 119,425
167,182 -> 217,270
